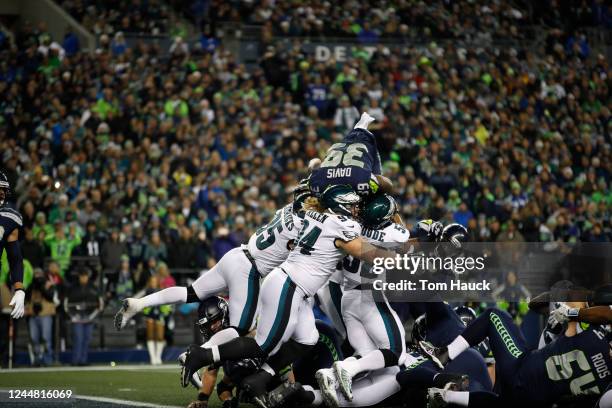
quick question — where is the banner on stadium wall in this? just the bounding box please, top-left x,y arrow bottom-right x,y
254,39 -> 407,63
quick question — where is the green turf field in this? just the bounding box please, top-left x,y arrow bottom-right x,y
0,366 -> 221,407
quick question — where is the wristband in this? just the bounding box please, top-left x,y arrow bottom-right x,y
198,392 -> 209,402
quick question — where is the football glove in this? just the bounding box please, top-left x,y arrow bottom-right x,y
550,302 -> 579,325
9,289 -> 25,319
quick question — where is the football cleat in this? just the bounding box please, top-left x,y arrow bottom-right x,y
242,370 -> 272,400
181,344 -> 212,388
114,298 -> 142,330
432,373 -> 469,392
178,352 -> 202,389
316,368 -> 339,407
419,340 -> 449,369
427,382 -> 456,408
332,361 -> 353,401
263,381 -> 302,408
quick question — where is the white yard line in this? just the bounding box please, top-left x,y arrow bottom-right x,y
74,394 -> 182,408
0,390 -> 182,408
0,364 -> 178,373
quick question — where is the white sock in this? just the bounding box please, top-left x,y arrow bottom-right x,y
146,340 -> 156,364
341,350 -> 385,377
139,287 -> 187,308
209,345 -> 220,363
444,390 -> 470,406
447,336 -> 470,360
203,327 -> 239,347
156,340 -> 165,364
304,386 -> 323,406
354,112 -> 375,130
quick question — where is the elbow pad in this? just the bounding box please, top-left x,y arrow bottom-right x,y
6,240 -> 24,285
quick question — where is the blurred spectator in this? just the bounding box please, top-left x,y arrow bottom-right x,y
108,255 -> 134,303
65,269 -> 102,366
26,268 -> 57,366
45,222 -> 81,277
212,227 -> 237,261
143,230 -> 167,262
194,229 -> 213,269
156,262 -> 176,289
78,220 -> 105,258
333,95 -> 360,134
22,228 -> 46,269
62,29 -> 79,56
100,228 -> 126,273
168,226 -> 196,269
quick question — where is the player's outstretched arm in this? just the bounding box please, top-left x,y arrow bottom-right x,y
574,306 -> 612,325
7,228 -> 25,319
551,302 -> 612,325
336,237 -> 397,265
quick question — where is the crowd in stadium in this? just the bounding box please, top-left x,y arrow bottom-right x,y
0,8 -> 609,298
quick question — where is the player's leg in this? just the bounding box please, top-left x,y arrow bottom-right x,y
316,279 -> 346,340
341,290 -> 377,356
114,250 -> 232,330
396,354 -> 468,390
421,308 -> 528,381
337,367 -> 401,407
334,295 -> 405,400
245,297 -> 320,403
427,387 -> 500,408
220,247 -> 261,335
181,269 -> 301,387
317,291 -> 375,405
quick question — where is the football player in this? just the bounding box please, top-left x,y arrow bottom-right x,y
115,180 -> 312,348
182,296 -> 235,408
309,112 -> 392,197
420,303 -> 612,406
180,185 -> 406,395
0,172 -> 25,319
316,194 -> 409,406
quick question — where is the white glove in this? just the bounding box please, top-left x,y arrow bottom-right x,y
550,302 -> 578,325
430,221 -> 444,241
9,289 -> 25,319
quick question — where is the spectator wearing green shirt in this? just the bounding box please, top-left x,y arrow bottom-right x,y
45,222 -> 81,277
32,212 -> 53,240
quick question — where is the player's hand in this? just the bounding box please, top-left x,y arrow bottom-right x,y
9,289 -> 25,319
550,302 -> 578,325
430,221 -> 444,241
187,400 -> 208,408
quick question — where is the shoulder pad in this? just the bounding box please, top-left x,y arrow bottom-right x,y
0,208 -> 23,226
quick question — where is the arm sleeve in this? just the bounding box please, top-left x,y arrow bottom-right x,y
6,240 -> 24,285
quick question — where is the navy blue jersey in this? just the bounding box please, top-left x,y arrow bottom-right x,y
515,325 -> 612,404
310,128 -> 381,196
0,206 -> 22,254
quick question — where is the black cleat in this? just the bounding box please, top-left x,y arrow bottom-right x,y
419,341 -> 450,369
432,373 -> 469,391
265,381 -> 302,408
180,344 -> 212,388
242,370 -> 273,400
